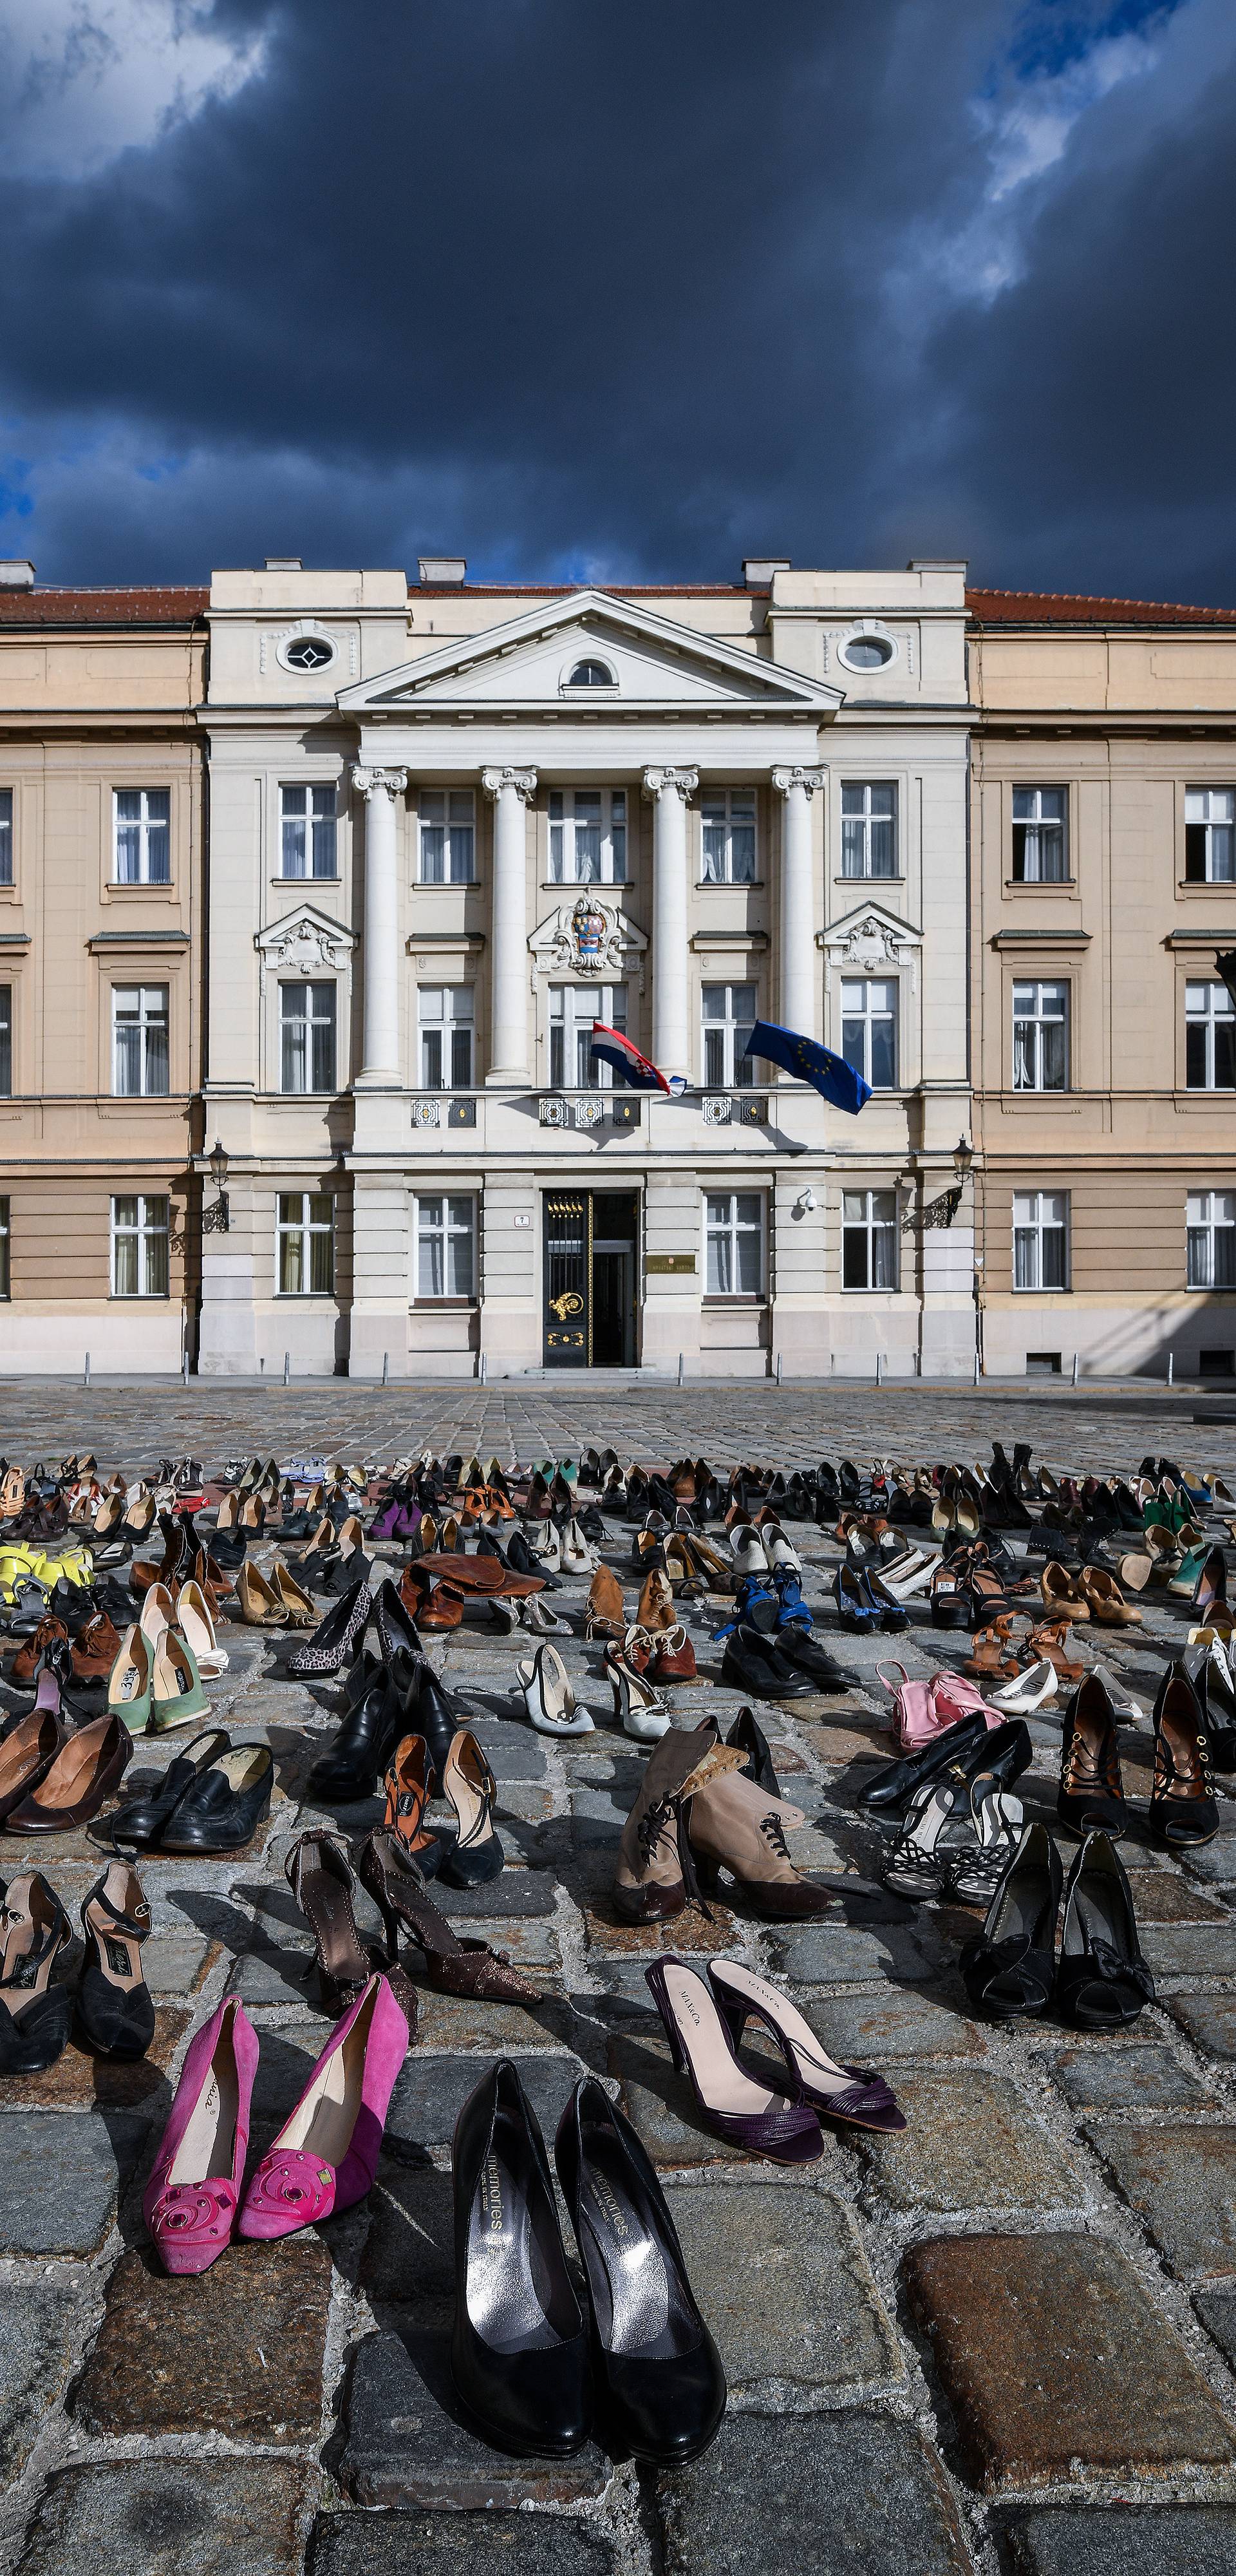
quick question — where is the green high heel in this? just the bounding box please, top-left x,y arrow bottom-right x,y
149,1629 -> 211,1733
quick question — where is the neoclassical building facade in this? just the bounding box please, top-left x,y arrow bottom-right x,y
196,558 -> 973,1377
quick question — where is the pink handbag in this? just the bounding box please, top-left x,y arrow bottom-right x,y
876,1662 -> 993,1750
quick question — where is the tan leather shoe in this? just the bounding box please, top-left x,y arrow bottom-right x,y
687,1767 -> 848,1920
584,1564 -> 626,1640
612,1723 -> 744,1924
635,1568 -> 675,1633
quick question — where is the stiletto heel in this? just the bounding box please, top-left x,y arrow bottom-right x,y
0,1872 -> 71,2073
451,2060 -> 591,2458
238,1972 -> 409,2239
429,1729 -> 505,1888
704,1958 -> 904,2133
143,1994 -> 259,2274
644,1955 -> 823,2163
358,1829 -> 543,2005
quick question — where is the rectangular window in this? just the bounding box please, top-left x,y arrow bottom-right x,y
1188,1189 -> 1236,1289
1185,788 -> 1236,884
277,1190 -> 334,1294
549,983 -> 626,1088
279,983 -> 337,1093
1012,981 -> 1069,1091
0,788 -> 12,886
111,985 -> 169,1097
841,978 -> 898,1088
700,788 -> 756,884
1011,786 -> 1067,883
842,1189 -> 898,1289
0,985 -> 10,1097
279,783 -> 337,878
419,789 -> 476,884
705,1191 -> 763,1294
701,982 -> 757,1088
840,782 -> 896,879
1013,1189 -> 1069,1290
0,1195 -> 8,1298
548,788 -> 627,884
113,788 -> 171,885
111,1193 -> 169,1298
416,1193 -> 476,1298
418,985 -> 474,1088
1186,981 -> 1235,1090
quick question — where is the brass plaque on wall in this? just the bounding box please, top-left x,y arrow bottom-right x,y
645,1253 -> 697,1275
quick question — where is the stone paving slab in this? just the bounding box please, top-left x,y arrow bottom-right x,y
0,2109 -> 149,2255
1046,2040 -> 1215,2112
12,2459 -> 315,2576
799,1986 -> 989,2061
860,2069 -> 1079,2213
387,2050 -> 588,2152
904,2231 -> 1236,2488
0,2004 -> 190,2111
1085,2119 -> 1236,2279
341,2329 -> 611,2509
0,2284 -> 82,2492
74,2239 -> 333,2438
659,2410 -> 973,2576
1003,2504 -> 1236,2575
310,2512 -> 614,2576
664,2181 -> 902,2390
1166,1993 -> 1236,2059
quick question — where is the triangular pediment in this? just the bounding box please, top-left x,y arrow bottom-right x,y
337,589 -> 841,717
818,901 -> 923,989
255,903 -> 356,974
529,895 -> 649,980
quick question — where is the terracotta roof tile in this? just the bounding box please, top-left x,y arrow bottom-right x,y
0,585 -> 208,625
966,586 -> 1236,627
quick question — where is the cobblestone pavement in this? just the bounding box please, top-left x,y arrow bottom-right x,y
3,1405 -> 1236,2574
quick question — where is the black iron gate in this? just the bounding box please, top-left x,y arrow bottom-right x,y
543,1195 -> 590,1365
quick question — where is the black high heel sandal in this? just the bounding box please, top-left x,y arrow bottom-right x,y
77,1860 -> 155,2059
0,1871 -> 71,2074
1056,1830 -> 1153,2028
960,1821 -> 1062,2021
427,1730 -> 504,1888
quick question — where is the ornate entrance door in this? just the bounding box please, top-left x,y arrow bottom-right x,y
543,1195 -> 589,1365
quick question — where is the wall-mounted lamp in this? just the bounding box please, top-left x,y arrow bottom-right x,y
792,1187 -> 816,1217
952,1135 -> 974,1181
203,1139 -> 230,1235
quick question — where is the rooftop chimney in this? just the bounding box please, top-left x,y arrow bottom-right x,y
0,560 -> 35,589
742,557 -> 790,588
418,556 -> 467,585
265,556 -> 303,571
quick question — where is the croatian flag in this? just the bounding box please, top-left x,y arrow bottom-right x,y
590,1023 -> 686,1096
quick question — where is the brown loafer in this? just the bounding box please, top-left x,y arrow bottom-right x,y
9,1617 -> 70,1687
4,1712 -> 133,1833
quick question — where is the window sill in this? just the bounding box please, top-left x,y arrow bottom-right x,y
272,875 -> 341,886
276,1090 -> 339,1101
1002,878 -> 1077,892
412,1297 -> 478,1310
1177,880 -> 1236,895
1011,1287 -> 1072,1296
834,874 -> 904,887
702,1293 -> 765,1307
109,1294 -> 170,1303
541,881 -> 630,894
413,881 -> 478,893
0,885 -> 17,903
274,1293 -> 337,1303
107,880 -> 177,896
697,880 -> 764,891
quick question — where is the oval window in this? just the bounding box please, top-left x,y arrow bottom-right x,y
285,634 -> 335,672
567,658 -> 614,687
840,634 -> 894,671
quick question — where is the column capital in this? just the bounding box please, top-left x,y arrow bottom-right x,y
642,765 -> 698,802
771,766 -> 827,797
352,764 -> 408,797
482,766 -> 537,803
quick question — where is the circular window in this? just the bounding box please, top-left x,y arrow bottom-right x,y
283,634 -> 336,673
839,633 -> 895,672
567,658 -> 615,687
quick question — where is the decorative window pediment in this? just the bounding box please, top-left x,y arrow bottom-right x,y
529,896 -> 649,988
818,902 -> 923,992
256,904 -> 357,981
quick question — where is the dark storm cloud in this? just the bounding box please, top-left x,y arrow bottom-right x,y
0,0 -> 1231,598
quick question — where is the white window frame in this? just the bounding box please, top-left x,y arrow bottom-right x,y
841,1189 -> 899,1291
701,982 -> 757,1089
418,789 -> 476,885
0,983 -> 10,1099
279,782 -> 338,879
111,985 -> 169,1098
840,782 -> 897,880
1012,980 -> 1070,1092
547,787 -> 627,885
418,986 -> 475,1090
111,1193 -> 169,1298
549,983 -> 626,1088
704,1191 -> 765,1296
0,788 -> 12,887
1013,1189 -> 1070,1291
1011,786 -> 1067,884
415,1193 -> 478,1299
1185,788 -> 1235,885
113,788 -> 171,886
1188,1189 -> 1236,1289
1186,981 -> 1235,1091
700,788 -> 757,885
840,977 -> 899,1089
277,1190 -> 335,1296
279,982 -> 337,1094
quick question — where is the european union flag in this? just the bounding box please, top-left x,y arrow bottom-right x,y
743,1019 -> 872,1115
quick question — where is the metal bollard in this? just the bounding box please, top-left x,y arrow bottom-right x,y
1167,1350 -> 1174,1385
480,1350 -> 488,1383
776,1351 -> 783,1385
1072,1352 -> 1080,1386
677,1352 -> 684,1387
283,1351 -> 290,1386
382,1351 -> 389,1385
973,1352 -> 980,1386
182,1350 -> 189,1385
84,1350 -> 90,1387
876,1351 -> 883,1387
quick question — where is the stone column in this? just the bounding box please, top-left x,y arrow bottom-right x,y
352,766 -> 407,1082
482,767 -> 536,1082
772,767 -> 825,1042
642,766 -> 698,1082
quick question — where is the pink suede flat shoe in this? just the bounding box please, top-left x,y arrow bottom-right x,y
237,1972 -> 408,2242
142,1994 -> 258,2275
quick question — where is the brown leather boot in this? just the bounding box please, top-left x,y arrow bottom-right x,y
10,1616 -> 70,1686
688,1769 -> 843,1920
635,1568 -> 675,1633
585,1564 -> 626,1640
612,1722 -> 744,1924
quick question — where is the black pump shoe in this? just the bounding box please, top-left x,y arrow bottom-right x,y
1056,1831 -> 1154,2028
428,1730 -> 504,1888
0,1871 -> 71,2074
858,1714 -> 1031,1817
719,1625 -> 812,1701
960,1821 -> 1062,2020
307,1669 -> 406,1803
774,1627 -> 857,1692
555,2076 -> 726,2465
1058,1673 -> 1127,1838
76,1860 -> 155,2059
413,1667 -> 479,1792
288,1578 -> 373,1678
451,2060 -> 592,2456
726,1707 -> 780,1795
